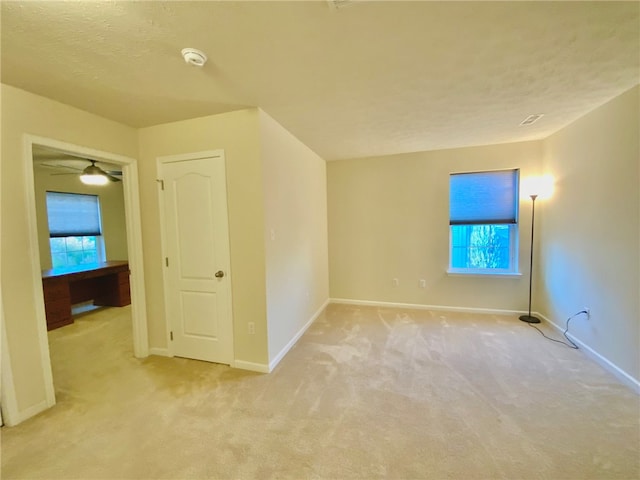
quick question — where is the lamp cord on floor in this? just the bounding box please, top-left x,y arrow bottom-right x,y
528,310 -> 588,349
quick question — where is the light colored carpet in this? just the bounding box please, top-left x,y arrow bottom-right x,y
1,303 -> 639,479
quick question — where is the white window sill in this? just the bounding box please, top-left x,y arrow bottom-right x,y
447,269 -> 522,278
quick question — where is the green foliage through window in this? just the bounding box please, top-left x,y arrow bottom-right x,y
450,225 -> 511,270
49,236 -> 99,268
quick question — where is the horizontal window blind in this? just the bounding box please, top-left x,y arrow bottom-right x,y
450,169 -> 519,225
46,191 -> 102,237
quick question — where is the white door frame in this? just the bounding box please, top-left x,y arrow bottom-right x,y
156,149 -> 234,363
1,134 -> 149,425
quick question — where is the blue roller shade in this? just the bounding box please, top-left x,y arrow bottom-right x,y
450,169 -> 519,225
46,191 -> 102,237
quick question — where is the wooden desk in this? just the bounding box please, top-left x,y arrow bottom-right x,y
42,261 -> 131,330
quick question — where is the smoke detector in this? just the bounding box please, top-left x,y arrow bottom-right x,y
181,48 -> 207,67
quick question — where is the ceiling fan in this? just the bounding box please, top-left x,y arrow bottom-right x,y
46,160 -> 122,185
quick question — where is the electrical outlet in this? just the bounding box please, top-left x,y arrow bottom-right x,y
392,278 -> 399,287
419,279 -> 426,288
248,322 -> 255,334
583,307 -> 590,319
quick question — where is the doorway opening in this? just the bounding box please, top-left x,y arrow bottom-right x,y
16,135 -> 148,416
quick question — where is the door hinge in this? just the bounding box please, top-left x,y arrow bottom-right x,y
157,179 -> 164,190
170,331 -> 173,341
165,257 -> 169,267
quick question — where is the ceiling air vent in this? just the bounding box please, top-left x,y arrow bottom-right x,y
327,0 -> 355,12
519,114 -> 544,126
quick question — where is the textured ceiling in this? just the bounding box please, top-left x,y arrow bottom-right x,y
2,1 -> 639,161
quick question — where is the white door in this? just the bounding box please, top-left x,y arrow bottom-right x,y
160,152 -> 233,364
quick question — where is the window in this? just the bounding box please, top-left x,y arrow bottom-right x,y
46,192 -> 104,268
449,169 -> 519,274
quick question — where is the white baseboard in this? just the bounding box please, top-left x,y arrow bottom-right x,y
232,360 -> 270,373
268,298 -> 330,372
330,298 -> 525,317
148,347 -> 170,357
537,312 -> 640,394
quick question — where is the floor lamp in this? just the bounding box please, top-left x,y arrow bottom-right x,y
519,193 -> 541,324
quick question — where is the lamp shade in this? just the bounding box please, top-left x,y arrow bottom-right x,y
521,175 -> 554,200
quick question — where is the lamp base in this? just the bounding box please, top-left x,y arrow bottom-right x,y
519,314 -> 541,324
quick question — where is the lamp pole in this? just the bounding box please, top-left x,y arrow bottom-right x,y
520,194 -> 541,323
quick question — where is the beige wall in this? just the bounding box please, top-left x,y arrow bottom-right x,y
327,141 -> 543,311
5,77 -> 637,426
259,111 -> 329,364
138,109 -> 269,366
538,85 -> 639,382
34,170 -> 128,270
3,91 -> 326,423
1,84 -> 138,421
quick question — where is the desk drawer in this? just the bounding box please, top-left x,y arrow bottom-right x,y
43,298 -> 72,330
118,284 -> 131,305
42,279 -> 70,300
47,316 -> 73,330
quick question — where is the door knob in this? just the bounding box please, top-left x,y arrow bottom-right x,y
215,270 -> 225,278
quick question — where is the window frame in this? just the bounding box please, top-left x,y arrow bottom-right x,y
49,235 -> 106,269
447,169 -> 520,276
45,191 -> 106,269
447,224 -> 519,276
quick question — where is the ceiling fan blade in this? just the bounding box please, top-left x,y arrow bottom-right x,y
41,162 -> 82,172
105,170 -> 123,181
40,159 -> 122,183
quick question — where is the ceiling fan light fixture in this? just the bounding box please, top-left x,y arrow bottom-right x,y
80,172 -> 109,185
80,161 -> 110,185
